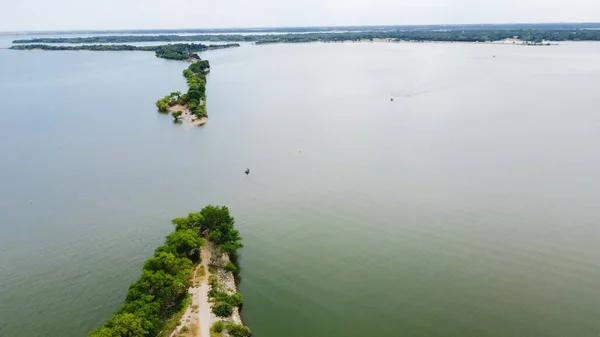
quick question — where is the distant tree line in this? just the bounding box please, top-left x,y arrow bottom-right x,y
11,23 -> 600,38
9,43 -> 240,60
11,29 -> 600,44
89,205 -> 245,337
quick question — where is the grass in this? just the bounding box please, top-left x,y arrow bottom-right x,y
177,322 -> 199,337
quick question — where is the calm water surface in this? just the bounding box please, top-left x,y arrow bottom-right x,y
1,37 -> 600,337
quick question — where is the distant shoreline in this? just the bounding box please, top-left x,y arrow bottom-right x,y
4,22 -> 600,36
11,27 -> 600,45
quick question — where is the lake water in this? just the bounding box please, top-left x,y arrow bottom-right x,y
1,38 -> 600,337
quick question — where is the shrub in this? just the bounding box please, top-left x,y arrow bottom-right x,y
228,324 -> 252,337
212,302 -> 233,317
211,321 -> 225,333
223,261 -> 238,273
208,288 -> 220,299
228,293 -> 243,307
181,326 -> 188,332
208,275 -> 218,288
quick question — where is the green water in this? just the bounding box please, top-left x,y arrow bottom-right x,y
1,38 -> 600,337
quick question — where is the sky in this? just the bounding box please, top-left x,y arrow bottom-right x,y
1,0 -> 599,31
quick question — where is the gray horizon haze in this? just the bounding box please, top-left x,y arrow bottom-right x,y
2,0 -> 600,31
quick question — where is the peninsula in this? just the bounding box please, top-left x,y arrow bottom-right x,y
89,205 -> 251,337
155,60 -> 210,125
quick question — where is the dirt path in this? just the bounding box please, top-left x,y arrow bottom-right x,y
170,246 -> 211,337
197,247 -> 211,337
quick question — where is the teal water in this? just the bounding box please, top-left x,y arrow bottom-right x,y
1,38 -> 600,337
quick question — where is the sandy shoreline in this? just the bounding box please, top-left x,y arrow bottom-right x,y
168,105 -> 208,126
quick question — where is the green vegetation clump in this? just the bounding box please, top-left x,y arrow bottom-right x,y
211,321 -> 225,333
212,302 -> 234,317
208,275 -> 219,288
210,321 -> 252,337
223,261 -> 238,273
213,322 -> 252,337
172,111 -> 183,121
88,205 -> 240,337
208,289 -> 243,308
227,324 -> 252,337
155,59 -> 212,119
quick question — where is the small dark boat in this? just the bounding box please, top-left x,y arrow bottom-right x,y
245,168 -> 250,175
390,97 -> 394,101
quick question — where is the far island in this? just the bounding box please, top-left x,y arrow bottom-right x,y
10,43 -> 239,57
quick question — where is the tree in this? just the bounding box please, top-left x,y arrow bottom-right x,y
89,327 -> 114,337
156,100 -> 169,113
126,270 -> 188,311
199,205 -> 234,233
171,212 -> 203,231
165,229 -> 205,257
187,89 -> 203,101
118,296 -> 161,335
103,313 -> 149,337
172,111 -> 182,121
144,251 -> 191,276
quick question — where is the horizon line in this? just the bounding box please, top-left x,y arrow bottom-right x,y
3,21 -> 600,35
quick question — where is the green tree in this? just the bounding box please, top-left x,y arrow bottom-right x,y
165,229 -> 205,257
144,251 -> 191,276
89,327 -> 114,337
171,212 -> 204,231
101,313 -> 149,337
118,296 -> 161,335
199,205 -> 234,233
187,89 -> 203,101
172,111 -> 182,120
126,269 -> 188,312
